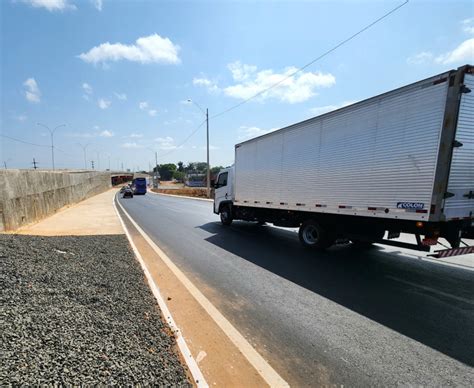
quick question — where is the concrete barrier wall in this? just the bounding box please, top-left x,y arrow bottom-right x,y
0,170 -> 111,231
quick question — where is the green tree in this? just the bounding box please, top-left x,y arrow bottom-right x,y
210,166 -> 224,175
157,163 -> 176,181
173,170 -> 185,182
177,161 -> 184,172
195,162 -> 207,173
185,162 -> 195,173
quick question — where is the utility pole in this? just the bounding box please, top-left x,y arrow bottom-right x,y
3,161 -> 7,169
206,108 -> 210,198
187,99 -> 211,198
121,162 -> 124,171
91,160 -> 95,169
32,158 -> 38,170
37,123 -> 66,171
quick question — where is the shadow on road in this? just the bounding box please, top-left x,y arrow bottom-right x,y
198,221 -> 474,366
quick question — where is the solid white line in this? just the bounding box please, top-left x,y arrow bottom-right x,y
148,190 -> 213,202
116,196 -> 289,388
113,196 -> 208,388
385,275 -> 474,306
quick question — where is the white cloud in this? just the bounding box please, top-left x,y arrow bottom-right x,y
78,33 -> 180,65
114,92 -> 127,100
15,114 -> 28,121
121,142 -> 143,149
23,78 -> 41,103
228,61 -> 257,81
68,132 -> 95,138
19,0 -> 76,11
192,77 -> 219,93
310,100 -> 357,116
154,136 -> 178,150
91,0 -> 102,11
435,38 -> 474,65
148,109 -> 157,116
408,38 -> 474,66
180,99 -> 192,105
98,98 -> 111,109
238,126 -> 278,140
99,130 -> 114,137
194,62 -> 335,104
82,94 -> 90,101
128,133 -> 143,138
139,101 -> 149,110
67,126 -> 111,138
224,62 -> 335,103
82,82 -> 93,94
462,18 -> 474,34
407,51 -> 434,65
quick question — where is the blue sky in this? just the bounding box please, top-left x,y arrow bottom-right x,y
1,0 -> 473,171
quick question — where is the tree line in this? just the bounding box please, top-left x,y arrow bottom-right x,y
153,161 -> 224,181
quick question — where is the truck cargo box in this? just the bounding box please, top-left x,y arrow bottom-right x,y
234,65 -> 473,224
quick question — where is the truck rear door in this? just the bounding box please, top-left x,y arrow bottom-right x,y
444,72 -> 474,220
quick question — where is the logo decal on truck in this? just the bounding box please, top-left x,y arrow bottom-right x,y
396,202 -> 425,209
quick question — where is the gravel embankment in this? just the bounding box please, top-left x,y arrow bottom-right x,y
0,234 -> 191,385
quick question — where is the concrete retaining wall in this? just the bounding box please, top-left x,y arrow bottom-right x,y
0,170 -> 111,231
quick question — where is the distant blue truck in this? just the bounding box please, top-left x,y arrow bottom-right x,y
131,177 -> 147,195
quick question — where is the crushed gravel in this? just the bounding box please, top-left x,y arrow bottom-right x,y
0,234 -> 191,385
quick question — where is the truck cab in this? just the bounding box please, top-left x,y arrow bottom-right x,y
213,167 -> 234,223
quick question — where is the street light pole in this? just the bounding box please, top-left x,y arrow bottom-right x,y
188,99 -> 211,198
77,143 -> 91,169
37,123 -> 66,171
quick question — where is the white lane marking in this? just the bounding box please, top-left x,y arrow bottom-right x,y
113,196 -> 208,388
116,197 -> 289,388
385,275 -> 474,306
149,190 -> 213,202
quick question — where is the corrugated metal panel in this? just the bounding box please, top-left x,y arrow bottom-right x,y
444,73 -> 474,219
235,79 -> 449,221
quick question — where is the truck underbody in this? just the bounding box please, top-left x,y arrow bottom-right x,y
217,202 -> 473,258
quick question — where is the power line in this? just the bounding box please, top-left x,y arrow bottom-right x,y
1,134 -> 76,159
210,0 -> 409,120
1,134 -> 50,148
162,1 -> 409,160
157,119 -> 207,159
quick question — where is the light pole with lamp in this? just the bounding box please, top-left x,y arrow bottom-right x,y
37,123 -> 66,171
77,143 -> 91,169
187,99 -> 210,198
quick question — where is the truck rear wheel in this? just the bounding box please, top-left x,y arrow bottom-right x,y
220,204 -> 233,226
298,220 -> 333,250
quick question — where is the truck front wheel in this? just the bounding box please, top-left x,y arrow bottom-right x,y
220,204 -> 233,226
299,220 -> 333,250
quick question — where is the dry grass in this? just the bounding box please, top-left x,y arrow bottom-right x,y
152,188 -> 209,198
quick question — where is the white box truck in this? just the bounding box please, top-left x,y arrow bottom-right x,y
213,65 -> 474,258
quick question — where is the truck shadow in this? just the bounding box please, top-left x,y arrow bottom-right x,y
198,221 -> 474,366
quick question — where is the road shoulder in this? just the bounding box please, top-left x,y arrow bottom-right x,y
115,196 -> 282,387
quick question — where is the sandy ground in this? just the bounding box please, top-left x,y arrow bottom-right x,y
17,189 -> 123,236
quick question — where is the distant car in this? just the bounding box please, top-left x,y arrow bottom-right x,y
122,188 -> 133,198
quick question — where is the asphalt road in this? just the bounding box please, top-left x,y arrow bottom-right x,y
117,193 -> 474,387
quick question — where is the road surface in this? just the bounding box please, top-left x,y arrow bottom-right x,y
117,193 -> 474,386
